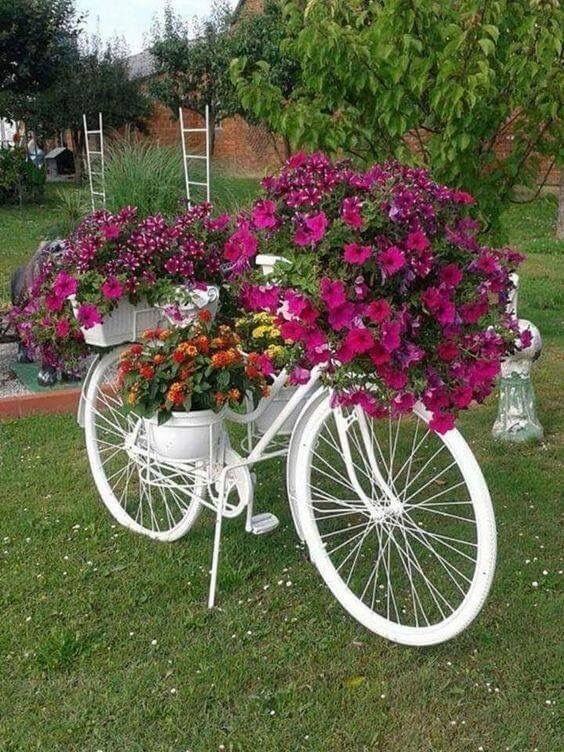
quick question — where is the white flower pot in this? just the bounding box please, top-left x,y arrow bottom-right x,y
145,409 -> 226,461
158,285 -> 220,327
255,384 -> 305,435
255,254 -> 289,277
69,296 -> 163,348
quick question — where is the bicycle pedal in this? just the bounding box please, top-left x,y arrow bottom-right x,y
249,513 -> 279,536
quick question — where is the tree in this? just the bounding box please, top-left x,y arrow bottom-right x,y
0,0 -> 80,111
227,0 -> 300,159
150,1 -> 234,155
232,0 -> 563,228
23,38 -> 150,180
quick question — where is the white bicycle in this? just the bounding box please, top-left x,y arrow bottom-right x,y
78,275 -> 496,647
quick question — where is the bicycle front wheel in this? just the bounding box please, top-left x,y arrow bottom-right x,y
83,347 -> 204,541
292,396 -> 496,646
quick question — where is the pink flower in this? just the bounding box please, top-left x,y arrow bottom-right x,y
391,392 -> 416,416
287,151 -> 308,169
102,222 -> 121,241
224,222 -> 258,264
440,264 -> 463,287
288,366 -> 311,385
369,341 -> 391,366
294,212 -> 329,246
53,272 -> 78,299
451,386 -> 473,409
437,341 -> 459,363
341,196 -> 363,229
421,287 -> 456,325
452,190 -> 475,205
320,278 -> 347,309
343,327 -> 375,356
77,303 -> 102,329
381,321 -> 401,352
241,283 -> 280,313
365,299 -> 391,324
328,303 -> 356,331
281,290 -> 318,323
54,319 -> 71,338
378,245 -> 406,276
460,298 -> 488,324
45,291 -> 65,312
101,276 -> 124,301
343,243 -> 372,265
208,214 -> 230,231
429,412 -> 456,434
379,366 -> 408,391
405,230 -> 429,252
279,319 -> 307,342
251,200 -> 278,230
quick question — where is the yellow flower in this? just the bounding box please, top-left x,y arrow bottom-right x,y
252,325 -> 272,340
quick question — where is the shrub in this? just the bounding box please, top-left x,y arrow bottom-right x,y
227,152 -> 526,433
0,146 -> 45,204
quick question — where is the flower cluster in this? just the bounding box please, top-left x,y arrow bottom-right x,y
228,153 -> 524,432
234,311 -> 303,377
61,203 -> 230,328
118,311 -> 270,422
9,248 -> 89,371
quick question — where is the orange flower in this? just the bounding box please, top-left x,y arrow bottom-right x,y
211,337 -> 226,350
128,389 -> 138,405
215,391 -> 227,405
245,364 -> 260,379
193,335 -> 210,354
227,388 -> 241,402
173,342 -> 198,363
211,349 -> 239,368
198,309 -> 212,323
261,385 -> 271,398
179,366 -> 194,380
153,353 -> 165,365
139,364 -> 155,380
167,382 -> 185,407
159,329 -> 172,341
129,344 -> 143,356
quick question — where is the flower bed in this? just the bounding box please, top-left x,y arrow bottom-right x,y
225,153 -> 524,432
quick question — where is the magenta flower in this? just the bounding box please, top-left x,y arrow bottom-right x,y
451,386 -> 473,409
54,319 -> 71,338
378,245 -> 406,276
287,151 -> 308,169
343,243 -> 372,265
391,392 -> 416,416
381,321 -> 401,352
53,272 -> 78,299
251,200 -> 278,230
45,291 -> 65,312
365,299 -> 391,324
429,412 -> 456,434
343,327 -> 375,356
288,366 -> 311,385
369,341 -> 391,366
77,303 -> 102,329
328,302 -> 356,331
241,283 -> 280,313
224,222 -> 259,264
437,341 -> 459,362
439,264 -> 463,287
101,223 -> 121,241
320,278 -> 347,309
405,230 -> 430,252
294,212 -> 329,246
101,276 -> 124,301
341,196 -> 363,229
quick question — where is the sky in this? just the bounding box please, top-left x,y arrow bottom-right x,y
75,1 -> 237,55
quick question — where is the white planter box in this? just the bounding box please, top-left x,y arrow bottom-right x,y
255,384 -> 306,435
158,285 -> 220,327
145,409 -> 225,461
256,254 -> 289,277
70,296 -> 163,348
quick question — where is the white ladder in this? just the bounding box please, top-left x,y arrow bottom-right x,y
83,112 -> 106,211
179,105 -> 211,207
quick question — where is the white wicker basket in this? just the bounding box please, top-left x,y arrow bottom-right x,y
70,296 -> 164,347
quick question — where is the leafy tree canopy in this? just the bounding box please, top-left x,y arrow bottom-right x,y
232,0 -> 563,226
0,0 -> 80,103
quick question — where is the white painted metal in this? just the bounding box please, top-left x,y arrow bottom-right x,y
83,112 -> 106,210
290,397 -> 497,646
179,105 -> 211,206
79,251 -> 497,644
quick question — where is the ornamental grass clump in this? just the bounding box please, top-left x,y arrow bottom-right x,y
118,311 -> 271,424
226,152 -> 526,433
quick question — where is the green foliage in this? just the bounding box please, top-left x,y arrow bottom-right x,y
104,137 -> 186,218
103,136 -> 260,218
47,186 -> 90,239
150,1 -> 234,152
0,0 -> 80,113
17,37 -> 150,171
233,0 -> 563,226
0,146 -> 45,205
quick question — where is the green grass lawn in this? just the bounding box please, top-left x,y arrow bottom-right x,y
0,188 -> 562,751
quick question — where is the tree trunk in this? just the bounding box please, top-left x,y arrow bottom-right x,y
72,128 -> 84,185
557,167 -> 564,241
283,136 -> 292,161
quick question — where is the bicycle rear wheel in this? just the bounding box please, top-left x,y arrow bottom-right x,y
291,396 -> 496,646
